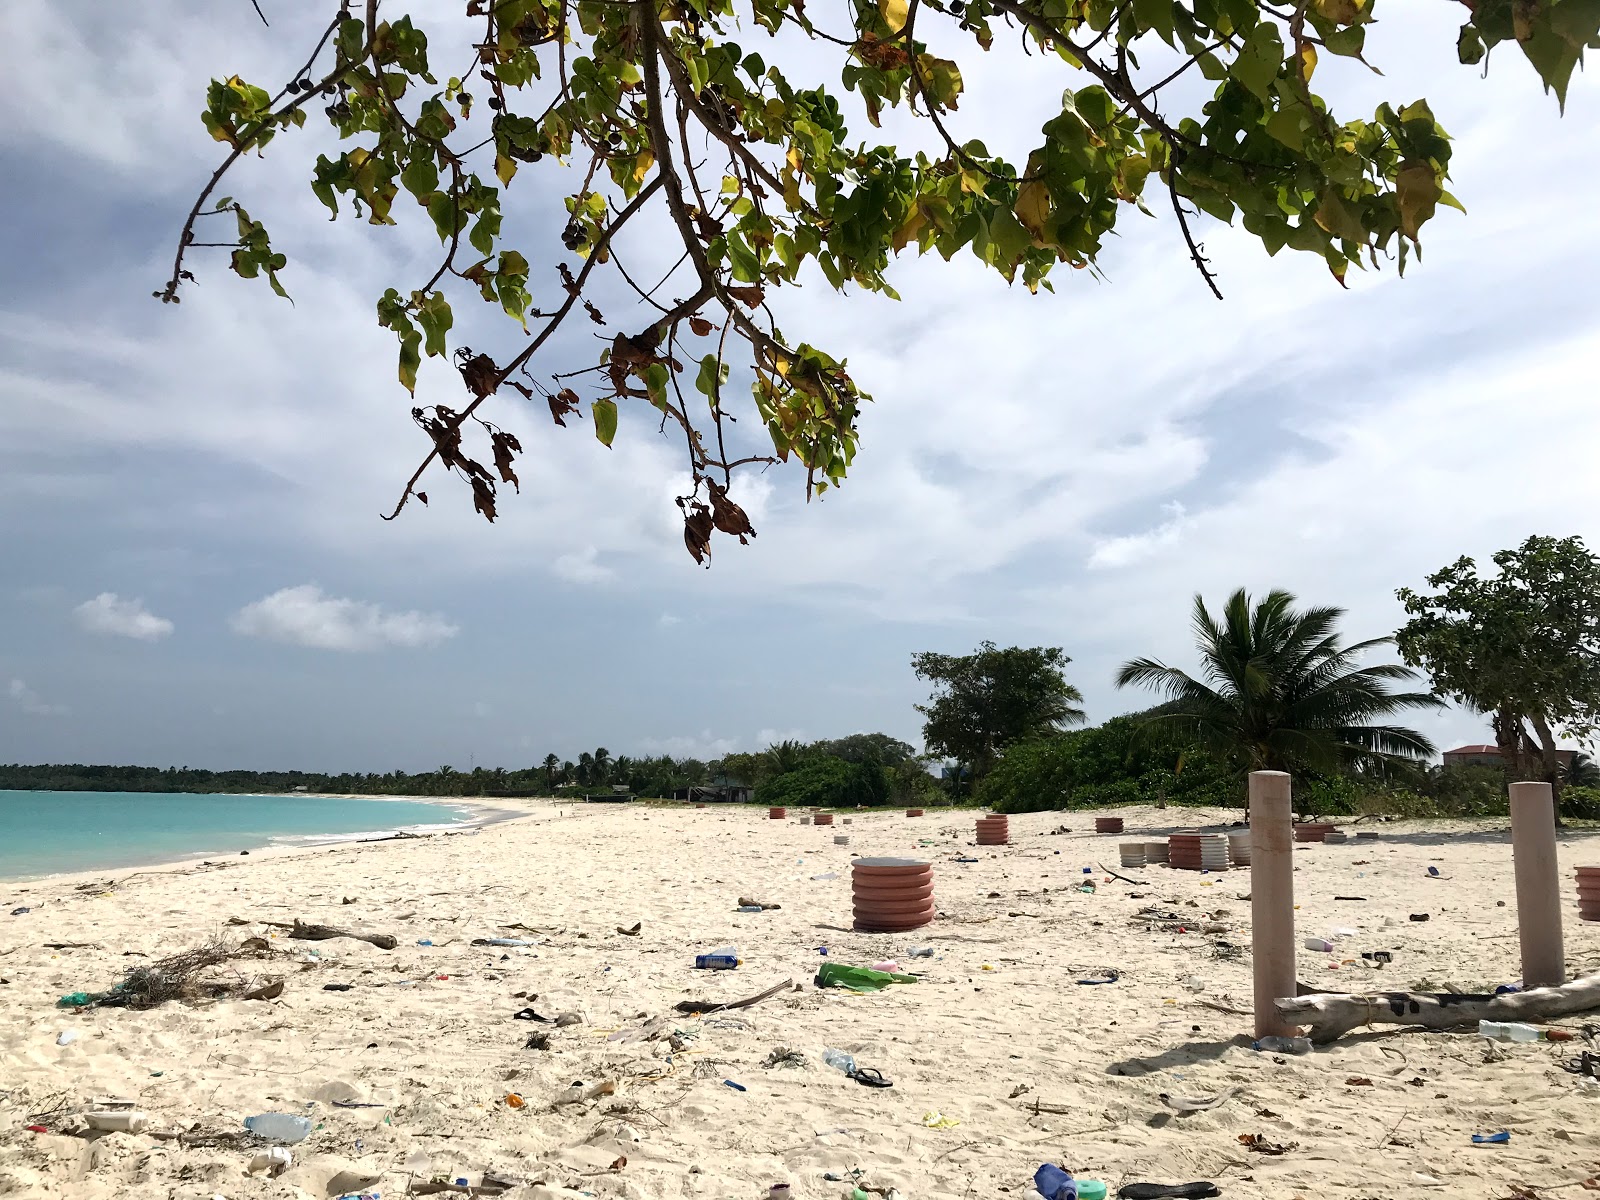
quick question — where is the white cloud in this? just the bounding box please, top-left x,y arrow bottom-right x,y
637,732 -> 739,760
9,678 -> 65,716
1088,504 -> 1192,570
553,546 -> 615,585
230,585 -> 458,652
73,592 -> 174,640
658,613 -> 682,627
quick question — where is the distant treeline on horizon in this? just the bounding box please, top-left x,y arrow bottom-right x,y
0,763 -> 582,798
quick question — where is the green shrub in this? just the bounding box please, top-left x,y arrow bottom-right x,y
1562,785 -> 1600,820
754,757 -> 890,808
977,718 -> 1238,813
1296,776 -> 1361,817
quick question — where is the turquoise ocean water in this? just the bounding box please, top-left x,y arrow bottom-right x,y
0,791 -> 471,880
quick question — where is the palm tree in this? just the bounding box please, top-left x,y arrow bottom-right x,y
593,747 -> 611,784
576,752 -> 594,784
765,739 -> 809,777
1562,752 -> 1600,788
542,754 -> 560,791
1116,589 -> 1442,799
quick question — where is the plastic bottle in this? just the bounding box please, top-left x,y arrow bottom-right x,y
243,1113 -> 314,1143
1034,1163 -> 1076,1200
84,1111 -> 149,1133
823,1048 -> 857,1075
906,947 -> 935,958
1252,1036 -> 1313,1055
694,947 -> 741,970
870,960 -> 901,974
1478,1020 -> 1541,1042
1303,937 -> 1334,952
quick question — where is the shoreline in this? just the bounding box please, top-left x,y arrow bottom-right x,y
0,793 -> 542,889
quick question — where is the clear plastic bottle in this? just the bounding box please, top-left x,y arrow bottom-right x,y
1253,1036 -> 1313,1055
1302,937 -> 1334,952
1478,1020 -> 1541,1042
822,1048 -> 856,1075
243,1112 -> 313,1142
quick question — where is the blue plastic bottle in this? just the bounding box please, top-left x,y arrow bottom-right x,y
694,946 -> 740,970
1034,1163 -> 1076,1200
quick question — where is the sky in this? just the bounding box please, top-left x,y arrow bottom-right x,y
2,1 -> 1598,773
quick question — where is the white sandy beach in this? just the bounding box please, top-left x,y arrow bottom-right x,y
2,802 -> 1598,1199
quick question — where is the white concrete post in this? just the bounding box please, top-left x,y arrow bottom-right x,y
1509,781 -> 1565,988
1250,771 -> 1296,1038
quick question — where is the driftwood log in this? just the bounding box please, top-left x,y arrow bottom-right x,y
673,977 -> 793,1015
1277,972 -> 1600,1043
261,920 -> 398,950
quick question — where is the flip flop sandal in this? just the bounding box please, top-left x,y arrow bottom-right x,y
1076,970 -> 1121,985
1118,1184 -> 1221,1199
1562,1051 -> 1597,1077
850,1067 -> 893,1088
513,1008 -> 552,1022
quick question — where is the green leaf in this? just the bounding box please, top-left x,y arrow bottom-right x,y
1314,188 -> 1365,242
495,153 -> 518,186
1323,25 -> 1365,57
1134,0 -> 1177,45
1231,23 -> 1283,103
427,191 -> 461,243
592,397 -> 618,446
695,354 -> 729,401
397,331 -> 421,395
1395,160 -> 1442,240
401,155 -> 439,201
1457,22 -> 1486,65
643,362 -> 670,408
337,17 -> 366,62
416,292 -> 454,358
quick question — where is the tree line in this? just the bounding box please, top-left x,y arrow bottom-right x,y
9,535 -> 1597,820
923,535 -> 1600,820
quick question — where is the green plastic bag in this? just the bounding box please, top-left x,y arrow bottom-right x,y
814,963 -> 918,992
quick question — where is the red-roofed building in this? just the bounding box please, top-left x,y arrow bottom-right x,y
1443,743 -> 1576,770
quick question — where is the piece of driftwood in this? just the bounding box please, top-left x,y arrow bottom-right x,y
673,977 -> 793,1015
243,978 -> 284,1000
1276,972 -> 1600,1043
261,920 -> 397,950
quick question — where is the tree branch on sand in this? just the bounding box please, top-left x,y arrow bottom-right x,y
1277,973 -> 1600,1043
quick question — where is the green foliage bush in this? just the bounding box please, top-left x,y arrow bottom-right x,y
754,757 -> 890,809
1562,786 -> 1600,820
978,716 -> 1238,814
1295,776 -> 1360,817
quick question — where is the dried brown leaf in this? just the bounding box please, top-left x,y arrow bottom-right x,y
471,476 -> 497,523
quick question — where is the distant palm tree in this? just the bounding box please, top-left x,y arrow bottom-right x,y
561,760 -> 575,785
1116,589 -> 1442,797
576,752 -> 594,784
765,740 -> 808,776
1562,752 -> 1600,788
542,754 -> 560,790
593,747 -> 611,784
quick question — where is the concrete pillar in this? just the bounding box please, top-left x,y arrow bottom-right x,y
1509,781 -> 1565,988
1250,771 -> 1296,1038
